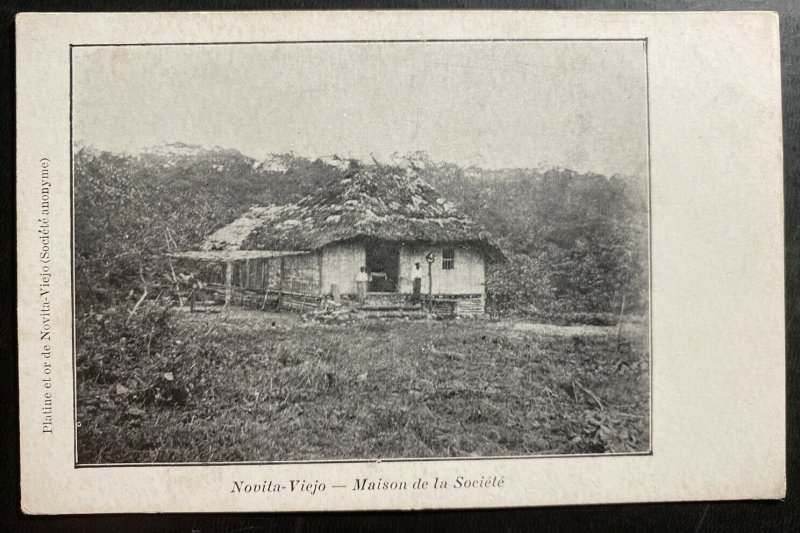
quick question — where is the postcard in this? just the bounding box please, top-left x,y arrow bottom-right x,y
17,10 -> 784,513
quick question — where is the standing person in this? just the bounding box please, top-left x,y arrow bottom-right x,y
355,266 -> 369,303
412,262 -> 422,303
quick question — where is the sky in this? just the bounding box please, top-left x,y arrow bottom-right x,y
73,40 -> 648,177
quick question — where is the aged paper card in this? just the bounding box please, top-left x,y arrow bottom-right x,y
17,11 -> 784,513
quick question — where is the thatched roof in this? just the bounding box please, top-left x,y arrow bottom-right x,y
200,166 -> 505,262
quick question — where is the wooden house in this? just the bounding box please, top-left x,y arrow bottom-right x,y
173,165 -> 504,316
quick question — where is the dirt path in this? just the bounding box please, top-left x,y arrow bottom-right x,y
174,306 -> 646,339
491,321 -> 645,338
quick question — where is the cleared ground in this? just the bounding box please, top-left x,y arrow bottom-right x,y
76,308 -> 650,463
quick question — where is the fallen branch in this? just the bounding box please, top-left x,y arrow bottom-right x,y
429,345 -> 465,360
200,321 -> 217,340
573,379 -> 604,411
165,226 -> 179,251
480,399 -> 513,420
614,411 -> 646,419
126,266 -> 148,325
280,375 -> 311,408
164,229 -> 185,307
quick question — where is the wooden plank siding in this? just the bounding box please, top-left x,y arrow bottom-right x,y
219,240 -> 486,315
319,240 -> 485,297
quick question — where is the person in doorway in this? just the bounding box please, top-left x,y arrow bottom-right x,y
412,262 -> 422,303
356,266 -> 369,303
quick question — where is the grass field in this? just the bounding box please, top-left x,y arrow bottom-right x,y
76,307 -> 650,463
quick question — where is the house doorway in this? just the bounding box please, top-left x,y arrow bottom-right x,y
366,241 -> 400,292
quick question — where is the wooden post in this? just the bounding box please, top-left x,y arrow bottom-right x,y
317,251 -> 324,296
279,256 -> 285,305
224,260 -> 234,309
616,292 -> 627,346
264,260 -> 271,308
428,260 -> 433,313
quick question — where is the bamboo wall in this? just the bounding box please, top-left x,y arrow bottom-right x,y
233,253 -> 321,295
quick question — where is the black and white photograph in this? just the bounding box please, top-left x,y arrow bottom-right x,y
15,8 -> 789,516
71,39 -> 651,464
